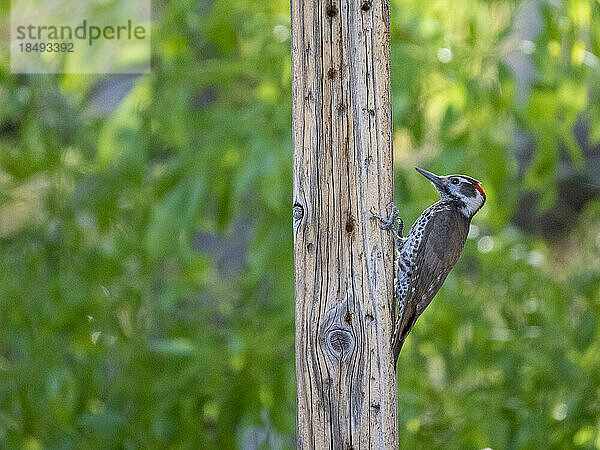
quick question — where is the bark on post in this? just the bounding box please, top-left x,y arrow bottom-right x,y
291,0 -> 398,447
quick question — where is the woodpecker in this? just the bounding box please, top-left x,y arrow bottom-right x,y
372,167 -> 486,364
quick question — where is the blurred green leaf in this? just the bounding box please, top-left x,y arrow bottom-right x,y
574,311 -> 597,352
148,338 -> 195,356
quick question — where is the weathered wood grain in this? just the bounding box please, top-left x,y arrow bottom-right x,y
291,0 -> 398,447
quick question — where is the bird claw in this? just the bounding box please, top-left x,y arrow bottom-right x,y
370,202 -> 404,246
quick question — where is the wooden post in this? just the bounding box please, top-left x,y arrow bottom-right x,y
291,0 -> 398,446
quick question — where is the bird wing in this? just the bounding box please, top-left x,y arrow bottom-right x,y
394,209 -> 468,358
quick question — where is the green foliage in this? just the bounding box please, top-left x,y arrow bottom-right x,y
1,0 -> 600,448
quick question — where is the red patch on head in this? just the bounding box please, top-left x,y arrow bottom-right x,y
475,184 -> 486,198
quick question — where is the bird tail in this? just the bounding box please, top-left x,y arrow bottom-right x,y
392,306 -> 418,369
393,338 -> 405,369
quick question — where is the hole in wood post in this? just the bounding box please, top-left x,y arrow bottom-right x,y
345,215 -> 355,233
326,3 -> 338,17
361,1 -> 372,11
344,312 -> 352,324
327,67 -> 337,79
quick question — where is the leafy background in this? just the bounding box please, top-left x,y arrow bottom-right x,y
1,0 -> 600,448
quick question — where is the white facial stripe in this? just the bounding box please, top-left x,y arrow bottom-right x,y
460,190 -> 485,217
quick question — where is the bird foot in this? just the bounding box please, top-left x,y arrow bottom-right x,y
370,202 -> 404,247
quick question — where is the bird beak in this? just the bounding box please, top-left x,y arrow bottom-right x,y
415,167 -> 444,189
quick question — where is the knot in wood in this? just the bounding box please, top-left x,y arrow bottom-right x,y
326,329 -> 354,361
361,0 -> 372,11
293,202 -> 304,221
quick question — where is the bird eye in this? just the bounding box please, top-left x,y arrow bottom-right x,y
451,178 -> 459,185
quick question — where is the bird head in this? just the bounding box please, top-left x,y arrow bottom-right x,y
415,167 -> 486,218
